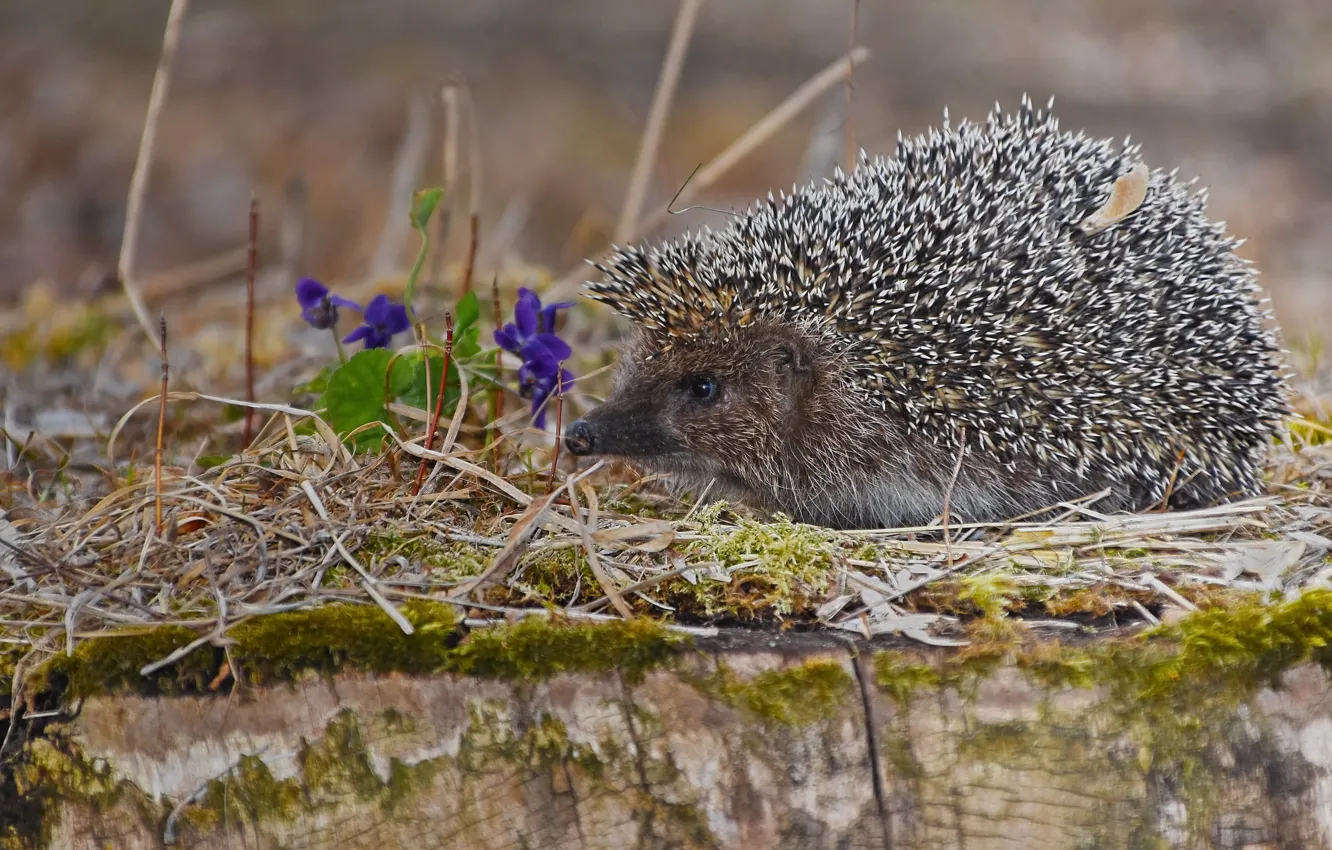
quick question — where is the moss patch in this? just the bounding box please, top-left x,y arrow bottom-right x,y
700,658 -> 855,727
21,605 -> 690,707
450,616 -> 688,684
872,589 -> 1332,846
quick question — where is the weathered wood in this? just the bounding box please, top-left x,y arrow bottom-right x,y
12,635 -> 1332,849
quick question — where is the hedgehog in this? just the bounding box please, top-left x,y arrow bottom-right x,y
564,97 -> 1288,530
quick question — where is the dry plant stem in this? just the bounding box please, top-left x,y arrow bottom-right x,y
549,45 -> 871,299
614,0 -> 703,243
155,314 -> 169,533
567,477 -> 634,618
243,193 -> 258,447
844,0 -> 860,171
460,213 -> 478,298
1157,448 -> 1189,511
413,313 -> 455,496
636,45 -> 871,236
940,433 -> 967,567
546,369 -> 566,494
429,83 -> 461,290
117,0 -> 189,349
489,275 -> 504,469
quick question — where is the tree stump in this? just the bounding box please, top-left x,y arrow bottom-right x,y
6,605 -> 1332,850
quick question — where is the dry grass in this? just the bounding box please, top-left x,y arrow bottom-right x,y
1,368 -> 1329,676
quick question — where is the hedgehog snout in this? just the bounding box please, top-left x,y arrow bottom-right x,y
565,419 -> 597,456
564,398 -> 682,459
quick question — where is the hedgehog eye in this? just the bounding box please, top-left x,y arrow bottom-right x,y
685,374 -> 718,401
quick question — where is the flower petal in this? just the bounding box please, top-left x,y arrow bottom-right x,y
520,340 -> 558,376
295,277 -> 328,308
494,325 -> 519,352
342,325 -> 371,345
514,295 -> 537,337
533,332 -> 571,362
540,302 -> 574,333
382,301 -> 411,335
329,295 -> 363,313
363,294 -> 390,326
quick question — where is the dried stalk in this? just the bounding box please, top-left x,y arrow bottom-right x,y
117,0 -> 191,349
614,0 -> 703,243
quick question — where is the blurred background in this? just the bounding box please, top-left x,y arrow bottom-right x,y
1,0 -> 1330,337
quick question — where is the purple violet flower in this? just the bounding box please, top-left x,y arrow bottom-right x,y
295,277 -> 359,330
523,366 -> 575,430
343,294 -> 411,350
495,287 -> 575,428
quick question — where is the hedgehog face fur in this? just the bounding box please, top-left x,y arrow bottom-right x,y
566,97 -> 1289,529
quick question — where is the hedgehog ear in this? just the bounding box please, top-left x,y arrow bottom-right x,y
774,342 -> 811,375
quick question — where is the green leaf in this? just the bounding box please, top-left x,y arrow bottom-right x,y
320,349 -> 414,452
454,291 -> 480,336
293,365 -> 335,397
452,325 -> 481,360
401,354 -> 461,415
410,187 -> 444,232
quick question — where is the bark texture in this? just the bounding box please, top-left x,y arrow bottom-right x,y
11,641 -> 1332,850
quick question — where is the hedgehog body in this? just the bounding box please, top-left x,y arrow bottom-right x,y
565,98 -> 1288,529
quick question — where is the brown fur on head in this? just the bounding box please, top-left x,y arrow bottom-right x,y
564,321 -> 989,528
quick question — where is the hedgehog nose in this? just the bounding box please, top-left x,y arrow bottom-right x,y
565,419 -> 597,456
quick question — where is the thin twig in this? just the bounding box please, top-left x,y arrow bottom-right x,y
243,193 -> 258,447
614,0 -> 703,243
118,0 -> 190,349
413,313 -> 455,496
155,314 -> 169,533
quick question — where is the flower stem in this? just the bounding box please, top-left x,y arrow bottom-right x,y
330,327 -> 347,364
413,312 -> 454,496
403,229 -> 429,329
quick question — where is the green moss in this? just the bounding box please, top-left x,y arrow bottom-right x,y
25,604 -> 689,710
505,546 -> 592,605
362,533 -> 489,578
873,589 -> 1332,846
700,659 -> 854,727
665,515 -> 839,619
228,599 -> 459,684
4,732 -> 165,848
872,651 -> 943,707
36,626 -> 211,700
449,616 -> 688,683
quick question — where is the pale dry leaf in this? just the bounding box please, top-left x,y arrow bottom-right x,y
1221,541 -> 1306,587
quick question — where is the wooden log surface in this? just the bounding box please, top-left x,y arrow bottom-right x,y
9,625 -> 1332,850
